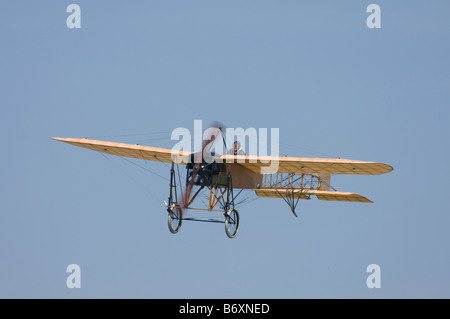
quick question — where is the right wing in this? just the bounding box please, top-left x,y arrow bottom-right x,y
219,154 -> 392,175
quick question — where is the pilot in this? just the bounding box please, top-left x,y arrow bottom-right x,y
227,141 -> 245,155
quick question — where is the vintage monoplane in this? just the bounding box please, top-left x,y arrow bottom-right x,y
52,132 -> 392,238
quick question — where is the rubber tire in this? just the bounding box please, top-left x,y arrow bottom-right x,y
168,208 -> 182,234
225,208 -> 240,238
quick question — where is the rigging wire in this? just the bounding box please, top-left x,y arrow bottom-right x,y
279,141 -> 339,158
97,152 -> 165,206
87,131 -> 173,147
117,155 -> 169,182
88,131 -> 169,139
233,190 -> 260,207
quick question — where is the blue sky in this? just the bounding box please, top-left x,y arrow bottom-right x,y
1,1 -> 449,298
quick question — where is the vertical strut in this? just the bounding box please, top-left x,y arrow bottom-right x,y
168,161 -> 175,206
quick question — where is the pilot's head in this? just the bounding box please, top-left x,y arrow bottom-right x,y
233,141 -> 241,152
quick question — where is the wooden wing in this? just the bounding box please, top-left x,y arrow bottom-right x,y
219,154 -> 392,175
51,137 -> 191,163
53,137 -> 392,176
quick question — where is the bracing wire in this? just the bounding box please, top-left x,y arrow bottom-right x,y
87,131 -> 173,148
98,152 -> 165,206
88,131 -> 170,139
116,155 -> 169,182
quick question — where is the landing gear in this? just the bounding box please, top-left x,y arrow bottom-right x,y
225,208 -> 240,239
166,161 -> 241,238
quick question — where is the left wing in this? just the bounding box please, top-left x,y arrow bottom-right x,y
51,137 -> 191,163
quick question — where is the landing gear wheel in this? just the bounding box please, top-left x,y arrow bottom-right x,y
168,207 -> 182,234
225,208 -> 240,238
